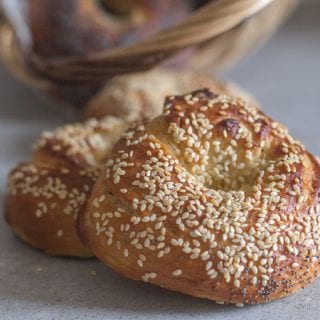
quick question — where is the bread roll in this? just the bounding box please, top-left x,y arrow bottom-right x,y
5,117 -> 126,256
79,89 -> 320,304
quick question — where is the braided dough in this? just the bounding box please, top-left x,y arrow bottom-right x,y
5,117 -> 126,257
79,89 -> 320,304
5,73 -> 250,257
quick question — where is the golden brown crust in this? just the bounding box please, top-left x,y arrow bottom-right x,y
6,164 -> 95,257
5,116 -> 126,257
83,69 -> 257,122
79,89 -> 320,304
4,70 -> 252,257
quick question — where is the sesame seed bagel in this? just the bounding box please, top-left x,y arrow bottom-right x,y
5,75 -> 254,258
5,116 -> 126,257
78,89 -> 320,304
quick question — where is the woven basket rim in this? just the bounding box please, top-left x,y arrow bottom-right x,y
0,0 -> 299,85
31,0 -> 276,79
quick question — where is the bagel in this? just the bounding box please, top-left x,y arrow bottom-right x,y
78,89 -> 320,304
29,0 -> 190,58
26,0 -> 191,109
5,116 -> 126,257
5,73 -> 254,257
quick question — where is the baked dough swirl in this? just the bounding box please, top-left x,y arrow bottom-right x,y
79,89 -> 320,304
5,117 -> 126,257
5,74 -> 249,257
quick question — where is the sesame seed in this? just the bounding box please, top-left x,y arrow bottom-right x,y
173,269 -> 182,276
57,229 -> 63,238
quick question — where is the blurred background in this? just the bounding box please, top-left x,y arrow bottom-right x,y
0,1 -> 319,319
227,0 -> 320,153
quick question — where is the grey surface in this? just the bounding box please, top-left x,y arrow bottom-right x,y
0,1 -> 319,319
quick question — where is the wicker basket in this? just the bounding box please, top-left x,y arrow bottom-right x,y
0,0 -> 299,108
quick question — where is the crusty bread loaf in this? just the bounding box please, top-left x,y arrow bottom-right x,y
79,89 -> 320,304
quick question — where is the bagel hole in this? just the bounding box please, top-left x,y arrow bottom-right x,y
97,0 -> 146,23
204,147 -> 267,193
190,127 -> 270,194
207,120 -> 271,192
192,0 -> 211,10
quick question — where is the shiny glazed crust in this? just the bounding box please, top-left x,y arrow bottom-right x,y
5,117 -> 126,257
79,90 -> 320,304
